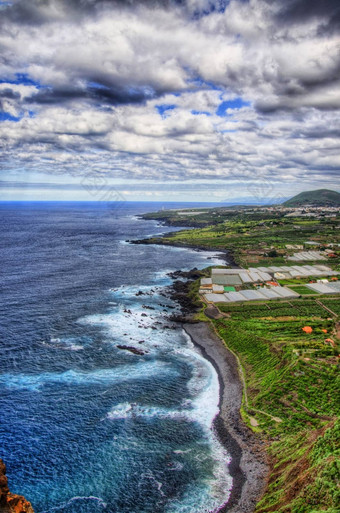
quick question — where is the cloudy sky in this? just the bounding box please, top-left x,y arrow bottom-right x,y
0,0 -> 339,203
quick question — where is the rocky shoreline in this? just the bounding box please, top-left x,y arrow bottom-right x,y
128,237 -> 238,267
162,264 -> 268,512
138,213 -> 213,228
160,265 -> 268,513
0,459 -> 34,513
128,212 -> 269,512
131,210 -> 241,267
183,323 -> 268,513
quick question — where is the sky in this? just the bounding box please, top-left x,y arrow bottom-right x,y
0,0 -> 339,203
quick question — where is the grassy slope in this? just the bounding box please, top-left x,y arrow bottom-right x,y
211,300 -> 340,513
283,189 -> 340,207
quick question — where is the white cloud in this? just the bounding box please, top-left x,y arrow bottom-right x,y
0,0 -> 339,196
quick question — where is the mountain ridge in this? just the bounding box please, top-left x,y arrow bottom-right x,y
283,189 -> 340,207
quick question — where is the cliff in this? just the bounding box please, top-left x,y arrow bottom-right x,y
0,460 -> 34,513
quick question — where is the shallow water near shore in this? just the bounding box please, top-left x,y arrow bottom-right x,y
0,202 -> 232,513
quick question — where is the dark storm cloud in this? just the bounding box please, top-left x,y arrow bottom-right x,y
0,0 -> 60,25
274,0 -> 340,33
298,128 -> 340,140
0,0 -> 185,25
255,93 -> 340,114
27,84 -> 157,106
0,88 -> 20,100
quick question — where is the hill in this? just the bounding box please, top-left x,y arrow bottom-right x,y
283,189 -> 340,207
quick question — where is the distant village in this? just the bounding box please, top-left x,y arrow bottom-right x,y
234,205 -> 340,219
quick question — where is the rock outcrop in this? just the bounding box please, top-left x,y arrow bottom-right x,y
0,460 -> 34,513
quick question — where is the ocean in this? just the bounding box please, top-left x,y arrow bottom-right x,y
0,202 -> 232,513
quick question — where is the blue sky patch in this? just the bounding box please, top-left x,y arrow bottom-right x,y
156,104 -> 176,118
216,98 -> 250,116
191,110 -> 211,116
0,73 -> 42,88
0,112 -> 22,122
192,0 -> 229,20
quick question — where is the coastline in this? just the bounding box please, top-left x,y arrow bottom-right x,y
183,322 -> 268,513
132,209 -> 340,512
129,238 -> 238,267
131,216 -> 268,512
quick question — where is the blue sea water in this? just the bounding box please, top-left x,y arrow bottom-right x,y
0,202 -> 232,513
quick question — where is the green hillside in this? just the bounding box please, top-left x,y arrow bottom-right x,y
211,300 -> 340,513
283,189 -> 340,207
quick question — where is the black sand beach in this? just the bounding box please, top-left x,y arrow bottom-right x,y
183,322 -> 268,513
133,228 -> 268,512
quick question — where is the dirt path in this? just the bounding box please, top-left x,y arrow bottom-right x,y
335,322 -> 340,340
315,299 -> 338,318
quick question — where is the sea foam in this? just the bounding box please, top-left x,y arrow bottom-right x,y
0,361 -> 176,391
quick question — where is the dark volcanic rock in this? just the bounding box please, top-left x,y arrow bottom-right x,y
128,237 -> 235,265
0,459 -> 34,513
167,268 -> 202,280
169,314 -> 199,324
117,345 -> 146,355
167,277 -> 200,316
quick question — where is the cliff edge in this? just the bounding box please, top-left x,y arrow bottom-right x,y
0,460 -> 34,513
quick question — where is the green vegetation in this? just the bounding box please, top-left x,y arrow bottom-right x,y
142,200 -> 340,511
283,189 -> 340,207
322,299 -> 340,316
217,299 -> 330,318
212,299 -> 340,513
142,206 -> 284,228
144,214 -> 339,266
287,285 -> 317,295
278,277 -> 318,286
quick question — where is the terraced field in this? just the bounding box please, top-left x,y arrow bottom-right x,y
211,300 -> 340,513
